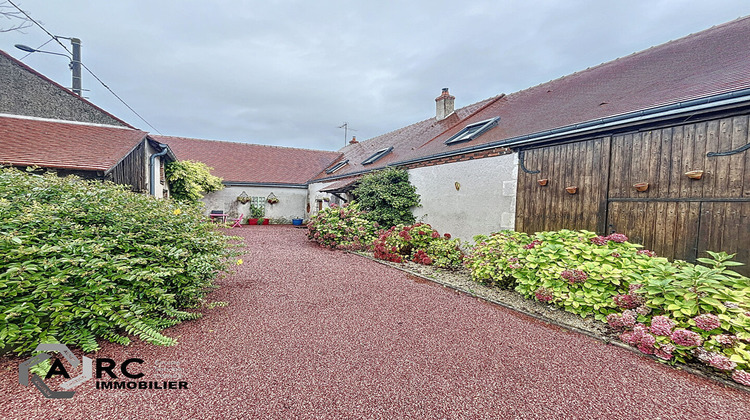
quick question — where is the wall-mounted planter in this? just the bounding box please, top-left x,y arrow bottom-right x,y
565,186 -> 578,194
537,179 -> 548,186
633,182 -> 649,192
685,170 -> 704,180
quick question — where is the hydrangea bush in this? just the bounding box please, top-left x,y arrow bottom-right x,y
0,168 -> 236,354
467,229 -> 658,321
306,202 -> 379,250
606,251 -> 750,386
372,223 -> 463,269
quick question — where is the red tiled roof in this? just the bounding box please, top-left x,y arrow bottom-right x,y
156,135 -> 342,184
332,16 -> 750,169
0,115 -> 148,171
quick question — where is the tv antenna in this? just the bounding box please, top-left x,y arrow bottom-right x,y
338,122 -> 357,146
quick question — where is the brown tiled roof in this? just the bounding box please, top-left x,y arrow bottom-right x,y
311,96 -> 500,180
330,16 -> 750,170
0,115 -> 147,171
156,135 -> 342,184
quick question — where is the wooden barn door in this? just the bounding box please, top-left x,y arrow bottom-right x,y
606,116 -> 750,275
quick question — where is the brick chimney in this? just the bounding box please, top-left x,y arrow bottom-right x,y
435,88 -> 455,121
349,136 -> 358,144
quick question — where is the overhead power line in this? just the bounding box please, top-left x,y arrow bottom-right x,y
7,0 -> 162,134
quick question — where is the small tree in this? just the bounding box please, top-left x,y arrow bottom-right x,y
352,167 -> 420,228
165,160 -> 224,202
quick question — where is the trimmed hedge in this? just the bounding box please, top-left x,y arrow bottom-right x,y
0,168 -> 236,354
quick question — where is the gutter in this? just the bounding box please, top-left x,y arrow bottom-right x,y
223,181 -> 308,189
149,143 -> 170,196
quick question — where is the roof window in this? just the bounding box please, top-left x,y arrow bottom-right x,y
445,117 -> 500,145
325,159 -> 349,174
361,146 -> 393,165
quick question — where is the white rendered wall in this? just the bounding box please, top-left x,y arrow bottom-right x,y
306,181 -> 337,219
200,185 -> 307,223
407,153 -> 517,243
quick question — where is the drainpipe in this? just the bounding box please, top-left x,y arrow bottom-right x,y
149,143 -> 169,197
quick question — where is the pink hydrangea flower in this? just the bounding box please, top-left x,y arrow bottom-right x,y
636,305 -> 652,316
590,236 -> 608,246
637,333 -> 657,355
707,353 -> 737,371
444,233 -> 451,239
637,249 -> 656,257
671,329 -> 703,347
655,343 -> 676,360
732,369 -> 750,386
649,316 -> 676,336
606,313 -> 624,329
561,269 -> 588,284
694,313 -> 721,331
606,233 -> 628,243
614,294 -> 640,309
621,310 -> 637,328
713,334 -> 738,348
535,287 -> 554,303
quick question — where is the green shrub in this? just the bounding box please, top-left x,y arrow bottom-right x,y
306,202 -> 379,250
352,168 -> 420,228
0,168 -> 236,354
165,160 -> 224,202
467,229 -> 660,321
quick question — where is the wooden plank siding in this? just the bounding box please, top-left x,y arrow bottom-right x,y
107,140 -> 147,193
515,137 -> 610,234
516,114 -> 750,275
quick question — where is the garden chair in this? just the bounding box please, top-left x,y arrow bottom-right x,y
231,214 -> 244,228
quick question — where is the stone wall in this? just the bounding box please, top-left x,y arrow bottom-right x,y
0,51 -> 127,126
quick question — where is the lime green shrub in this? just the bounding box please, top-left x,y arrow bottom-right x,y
467,229 -> 659,321
307,202 -> 379,250
0,168 -> 235,354
165,160 -> 224,202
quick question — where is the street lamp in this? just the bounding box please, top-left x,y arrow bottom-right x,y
15,37 -> 82,96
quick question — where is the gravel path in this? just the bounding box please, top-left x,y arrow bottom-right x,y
3,226 -> 749,419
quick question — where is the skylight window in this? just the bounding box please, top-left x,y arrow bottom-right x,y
445,117 -> 500,145
361,146 -> 393,165
325,159 -> 349,174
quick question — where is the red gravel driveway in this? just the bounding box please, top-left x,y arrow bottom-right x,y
3,226 -> 749,419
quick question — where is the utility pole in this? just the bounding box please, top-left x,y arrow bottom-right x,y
70,37 -> 81,96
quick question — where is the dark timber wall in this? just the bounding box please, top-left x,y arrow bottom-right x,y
516,114 -> 750,275
106,140 -> 147,193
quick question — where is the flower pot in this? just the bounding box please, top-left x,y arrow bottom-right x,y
292,218 -> 303,226
565,186 -> 578,194
685,170 -> 704,180
633,182 -> 649,192
262,218 -> 270,225
248,218 -> 259,225
537,179 -> 548,186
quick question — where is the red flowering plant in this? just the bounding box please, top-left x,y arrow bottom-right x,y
306,201 -> 379,250
372,223 -> 464,269
608,251 -> 750,386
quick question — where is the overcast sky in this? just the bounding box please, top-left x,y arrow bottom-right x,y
1,1 -> 748,151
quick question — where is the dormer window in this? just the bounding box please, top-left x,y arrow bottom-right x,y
326,159 -> 349,174
445,117 -> 500,145
362,146 -> 393,165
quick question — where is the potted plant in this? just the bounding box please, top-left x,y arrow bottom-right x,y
237,191 -> 251,204
267,193 -> 279,205
248,204 -> 264,225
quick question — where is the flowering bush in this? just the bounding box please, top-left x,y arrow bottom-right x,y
372,223 -> 463,269
0,168 -> 236,354
469,229 -> 657,321
307,202 -> 379,250
607,251 -> 750,386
